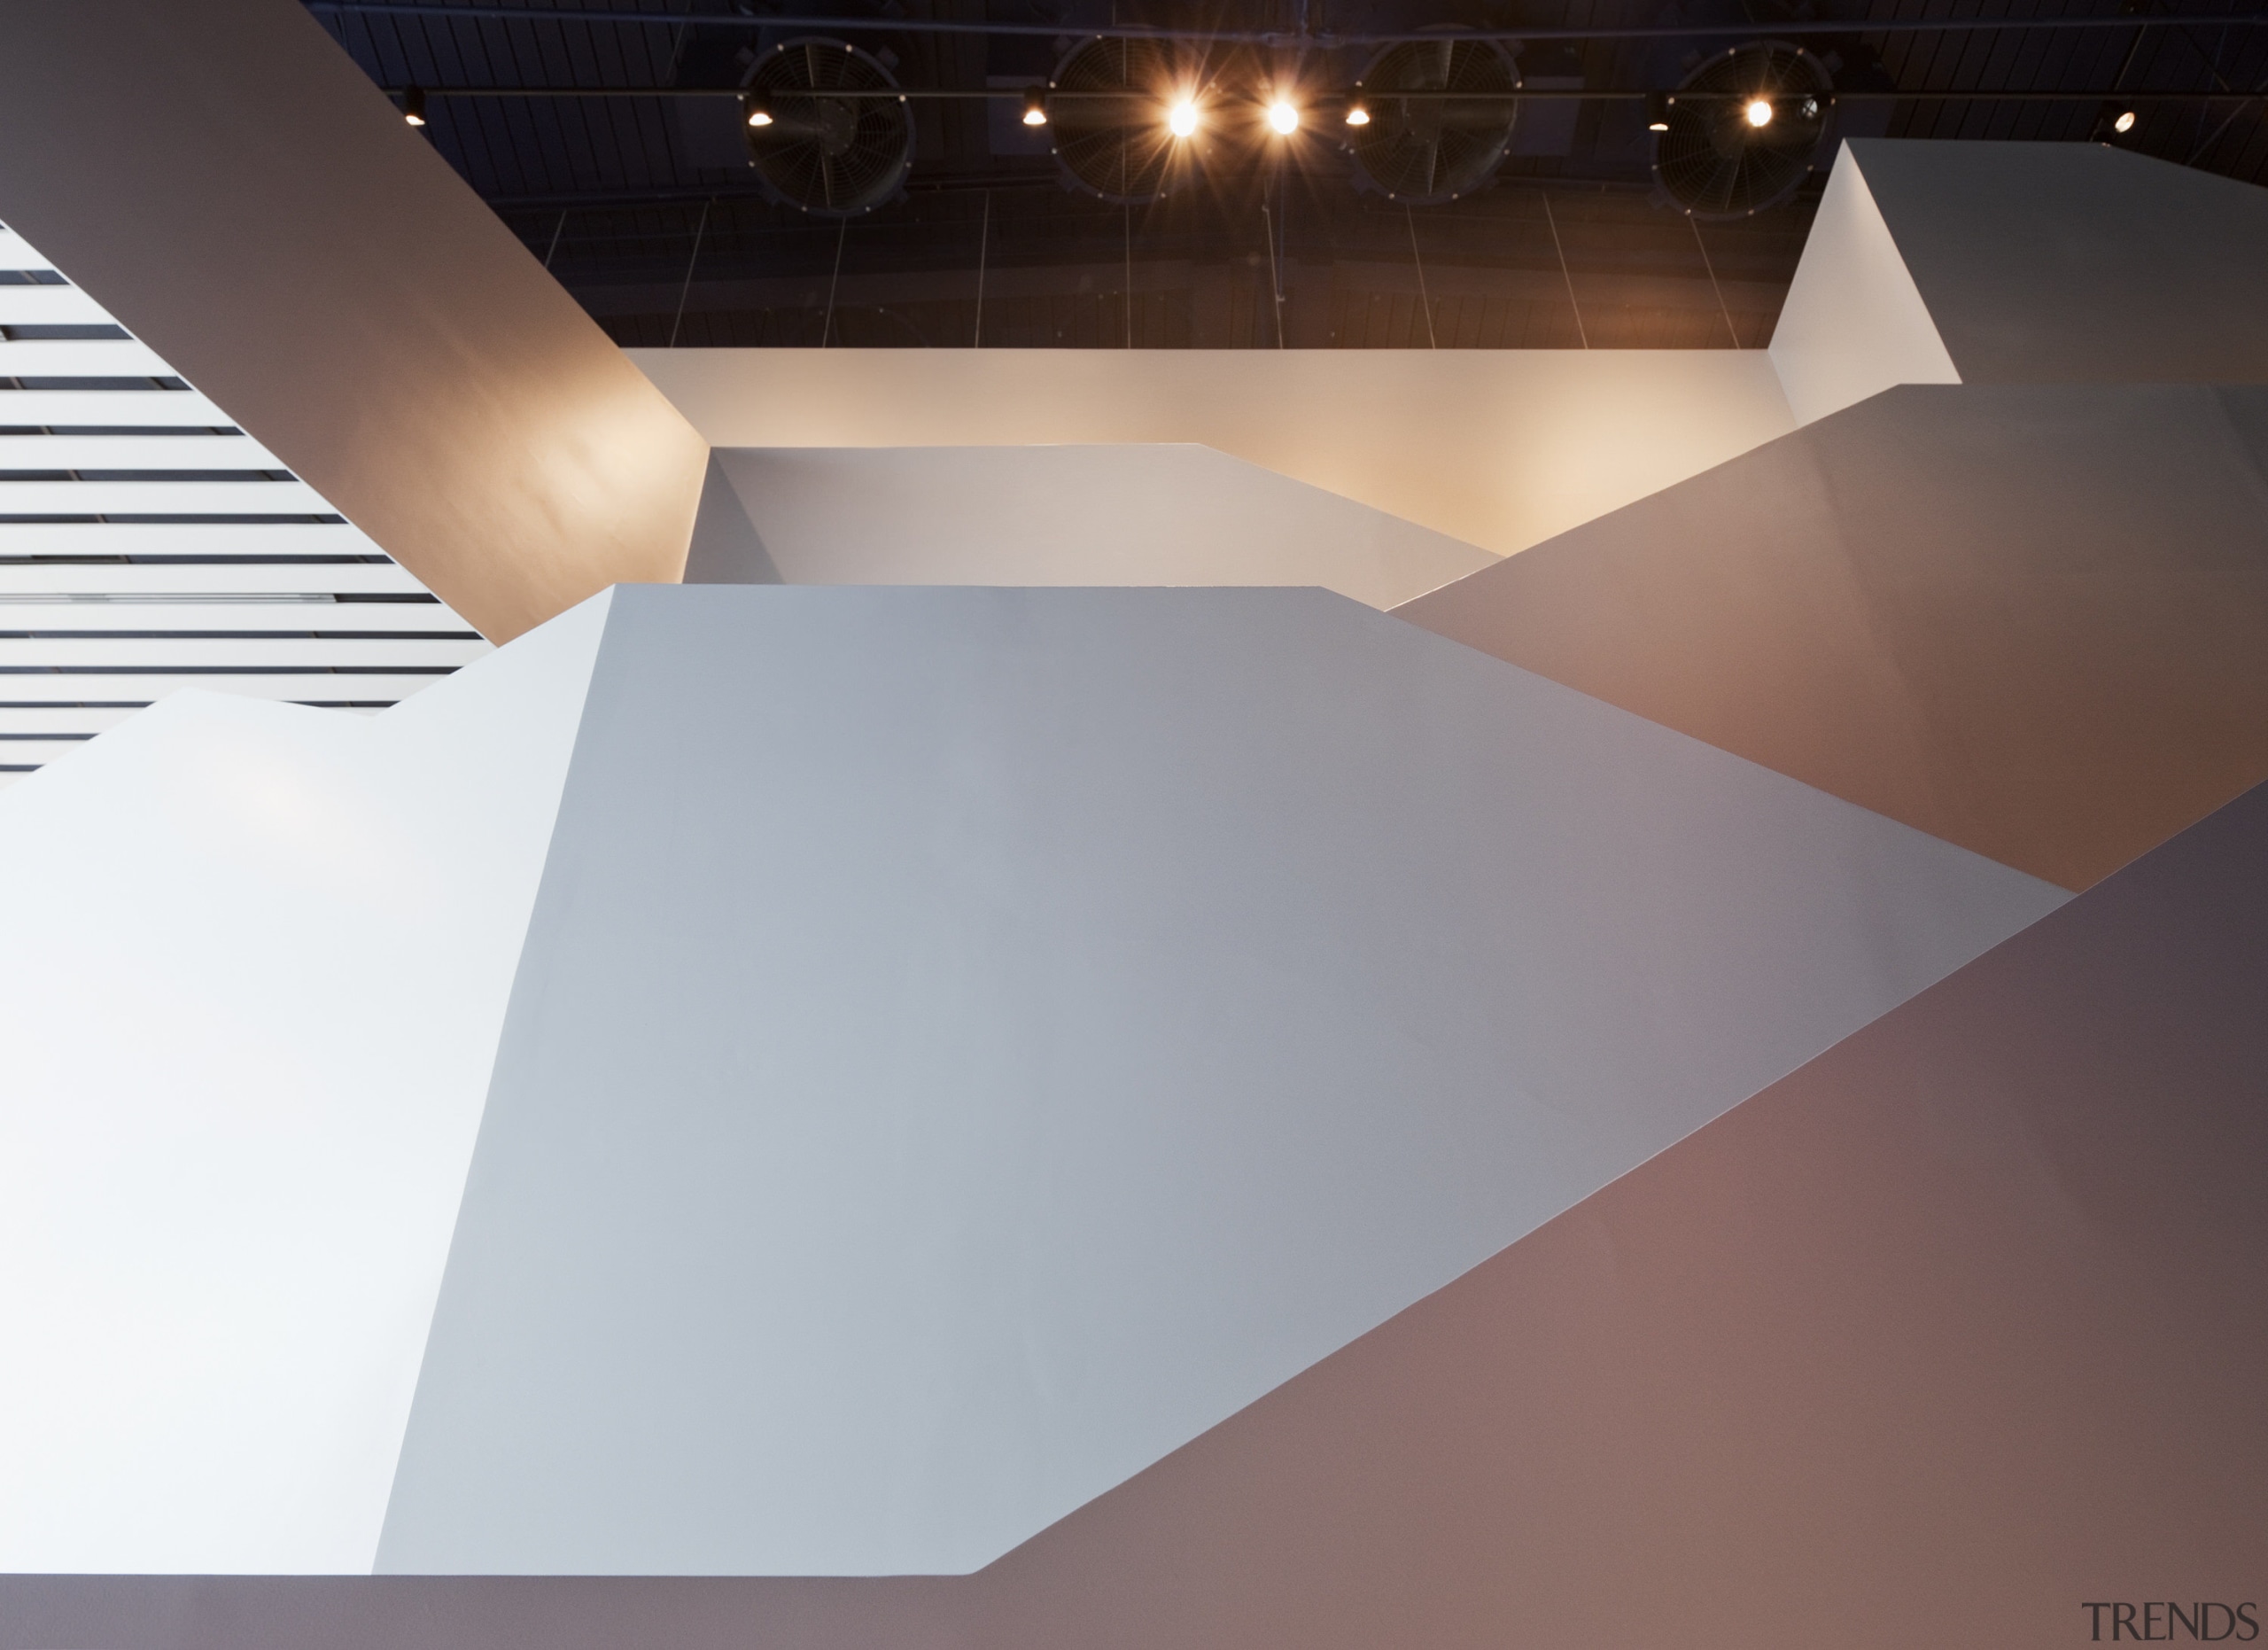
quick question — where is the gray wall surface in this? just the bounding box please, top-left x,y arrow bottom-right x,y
691,446 -> 1499,609
1848,139 -> 2268,385
1394,383 -> 2268,893
376,586 -> 2061,1576
21,771 -> 2262,1650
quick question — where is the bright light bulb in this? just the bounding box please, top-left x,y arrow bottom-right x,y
1022,106 -> 1047,127
2114,109 -> 2137,133
1345,102 -> 1371,127
1168,97 -> 1200,137
1268,98 -> 1300,135
1744,97 -> 1774,128
747,109 -> 773,128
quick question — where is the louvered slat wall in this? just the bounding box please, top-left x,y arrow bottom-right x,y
0,223 -> 491,788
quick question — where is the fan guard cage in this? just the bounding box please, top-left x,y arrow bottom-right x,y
1651,43 -> 1831,220
1350,37 -> 1520,206
742,37 -> 913,217
1050,36 -> 1200,205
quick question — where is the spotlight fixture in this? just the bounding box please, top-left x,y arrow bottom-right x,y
1344,97 -> 1371,127
402,85 -> 427,127
743,89 -> 774,128
2114,108 -> 2137,133
1267,97 -> 1300,136
1021,85 -> 1049,127
1168,97 -> 1200,137
1744,97 -> 1775,128
1645,91 -> 1671,132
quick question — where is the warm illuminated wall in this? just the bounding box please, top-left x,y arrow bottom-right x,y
630,347 -> 1798,564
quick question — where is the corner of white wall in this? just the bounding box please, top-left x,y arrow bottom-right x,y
1769,143 -> 1961,424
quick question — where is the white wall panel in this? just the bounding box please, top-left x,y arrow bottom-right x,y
0,389 -> 235,425
0,522 -> 384,556
0,284 -> 114,323
0,230 -> 56,268
0,435 -> 284,469
0,673 -> 455,705
0,602 -> 479,633
0,481 -> 333,514
0,339 -> 175,376
377,585 -> 2066,1577
4,639 -> 490,668
0,563 -> 426,596
0,593 -> 610,1574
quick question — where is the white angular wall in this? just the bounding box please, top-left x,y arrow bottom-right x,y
0,584 -> 2065,1576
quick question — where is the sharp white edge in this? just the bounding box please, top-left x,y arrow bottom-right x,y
0,588 -> 611,1574
1768,143 -> 1961,424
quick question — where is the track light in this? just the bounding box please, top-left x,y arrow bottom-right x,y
402,85 -> 427,127
1645,91 -> 1670,132
2113,108 -> 2137,133
1168,97 -> 1200,137
1267,97 -> 1300,136
744,89 -> 773,128
1344,97 -> 1371,127
1021,85 -> 1048,127
1744,97 -> 1775,128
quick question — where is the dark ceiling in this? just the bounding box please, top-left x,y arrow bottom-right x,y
307,0 -> 2268,348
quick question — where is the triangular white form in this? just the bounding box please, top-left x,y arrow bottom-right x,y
1768,143 -> 1963,424
0,591 -> 608,1573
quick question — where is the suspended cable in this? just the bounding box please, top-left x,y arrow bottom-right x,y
1405,205 -> 1436,350
1542,191 -> 1588,350
821,215 -> 847,347
1689,216 -> 1740,349
972,190 -> 990,348
667,197 -> 709,348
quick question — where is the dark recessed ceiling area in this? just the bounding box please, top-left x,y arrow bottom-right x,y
307,0 -> 2268,348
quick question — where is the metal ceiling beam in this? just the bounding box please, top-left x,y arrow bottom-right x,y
308,1 -> 2268,48
384,85 -> 2268,104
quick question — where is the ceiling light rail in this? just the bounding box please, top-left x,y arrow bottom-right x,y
313,1 -> 2268,47
384,84 -> 2268,106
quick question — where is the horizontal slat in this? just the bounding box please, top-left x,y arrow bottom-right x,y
0,286 -> 115,323
0,231 -> 56,271
0,734 -> 92,759
0,480 -> 331,513
0,390 -> 230,425
0,705 -> 142,735
0,637 -> 490,667
0,339 -> 170,375
0,601 -> 475,634
0,671 -> 456,704
0,435 -> 278,468
0,561 -> 429,596
0,702 -> 388,743
0,521 -> 384,556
